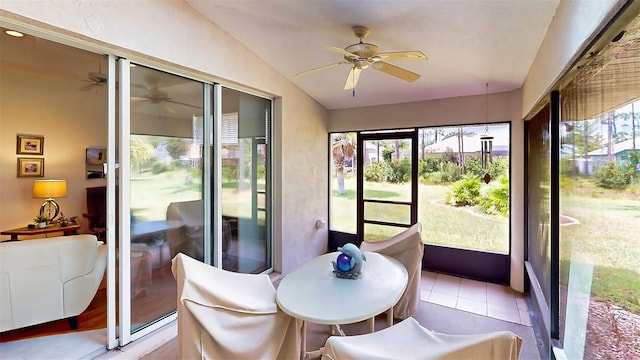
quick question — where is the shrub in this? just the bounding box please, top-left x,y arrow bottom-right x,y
418,157 -> 440,175
388,158 -> 411,183
445,176 -> 481,206
440,162 -> 463,183
465,156 -> 509,181
150,161 -> 169,174
593,162 -> 631,190
364,162 -> 392,182
169,159 -> 185,170
257,163 -> 266,178
222,164 -> 238,183
479,175 -> 510,217
420,171 -> 443,184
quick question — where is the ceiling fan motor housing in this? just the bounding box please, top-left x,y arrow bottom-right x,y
344,42 -> 380,62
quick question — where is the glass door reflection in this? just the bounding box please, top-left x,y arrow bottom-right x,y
128,64 -> 204,332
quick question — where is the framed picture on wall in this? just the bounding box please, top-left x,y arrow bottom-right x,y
17,158 -> 44,177
16,134 -> 44,155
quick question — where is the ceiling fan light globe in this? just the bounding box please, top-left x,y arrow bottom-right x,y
344,42 -> 379,59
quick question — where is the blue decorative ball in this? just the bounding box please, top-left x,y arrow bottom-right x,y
336,253 -> 352,272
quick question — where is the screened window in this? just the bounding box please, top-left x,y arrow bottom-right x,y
556,13 -> 640,358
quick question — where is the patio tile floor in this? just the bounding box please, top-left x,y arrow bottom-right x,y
420,270 -> 532,326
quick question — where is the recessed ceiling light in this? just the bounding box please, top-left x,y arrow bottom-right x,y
5,30 -> 24,38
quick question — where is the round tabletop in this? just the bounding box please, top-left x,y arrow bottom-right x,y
276,251 -> 408,325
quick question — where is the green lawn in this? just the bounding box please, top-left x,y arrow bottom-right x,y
331,173 -> 639,313
130,170 -> 262,221
560,181 -> 640,313
130,169 -> 202,221
129,169 -> 639,313
330,175 -> 509,253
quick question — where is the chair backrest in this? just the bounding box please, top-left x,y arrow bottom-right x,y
171,253 -> 301,360
85,186 -> 106,222
322,317 -> 522,360
360,222 -> 423,254
360,223 -> 424,319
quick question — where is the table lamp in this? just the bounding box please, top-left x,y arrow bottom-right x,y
33,179 -> 67,222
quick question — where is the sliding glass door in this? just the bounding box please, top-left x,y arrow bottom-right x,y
125,64 -> 205,335
219,88 -> 271,274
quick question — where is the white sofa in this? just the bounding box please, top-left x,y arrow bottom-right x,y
0,234 -> 107,332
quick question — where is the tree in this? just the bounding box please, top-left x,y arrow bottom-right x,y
571,119 -> 604,174
166,138 -> 189,160
332,134 -> 355,195
606,112 -> 614,161
457,127 -> 466,173
130,136 -> 155,174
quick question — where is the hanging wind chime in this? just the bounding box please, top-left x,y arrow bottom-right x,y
481,83 -> 494,184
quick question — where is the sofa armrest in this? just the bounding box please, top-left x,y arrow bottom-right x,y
63,243 -> 107,317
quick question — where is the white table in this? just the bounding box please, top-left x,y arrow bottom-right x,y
131,220 -> 183,240
276,251 -> 408,360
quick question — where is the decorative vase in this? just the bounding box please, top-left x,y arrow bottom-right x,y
38,222 -> 47,229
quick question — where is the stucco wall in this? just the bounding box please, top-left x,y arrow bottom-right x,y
522,0 -> 622,118
0,0 -> 329,274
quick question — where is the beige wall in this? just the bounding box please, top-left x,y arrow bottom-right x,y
329,90 -> 526,291
0,61 -> 108,235
0,0 -> 329,274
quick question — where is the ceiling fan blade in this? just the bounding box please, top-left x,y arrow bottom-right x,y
325,46 -> 359,59
343,67 -> 362,90
294,61 -> 348,77
131,83 -> 147,91
167,99 -> 202,109
163,103 -> 177,114
372,61 -> 420,82
376,51 -> 428,61
79,83 -> 96,92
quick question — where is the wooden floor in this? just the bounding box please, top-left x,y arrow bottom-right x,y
0,250 -> 266,344
0,288 -> 108,343
0,267 -> 177,343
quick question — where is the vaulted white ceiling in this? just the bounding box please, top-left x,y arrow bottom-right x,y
186,0 -> 560,110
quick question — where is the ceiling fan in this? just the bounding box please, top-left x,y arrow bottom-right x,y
80,57 -> 108,91
131,84 -> 201,114
294,26 -> 428,91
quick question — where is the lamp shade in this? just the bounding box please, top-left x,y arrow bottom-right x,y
33,179 -> 67,198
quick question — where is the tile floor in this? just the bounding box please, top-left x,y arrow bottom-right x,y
420,271 -> 532,326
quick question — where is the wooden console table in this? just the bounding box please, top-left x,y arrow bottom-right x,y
1,216 -> 81,241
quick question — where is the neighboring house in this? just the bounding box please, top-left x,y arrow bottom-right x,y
573,139 -> 639,174
423,134 -> 510,158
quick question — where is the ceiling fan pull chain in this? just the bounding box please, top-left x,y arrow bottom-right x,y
352,69 -> 356,97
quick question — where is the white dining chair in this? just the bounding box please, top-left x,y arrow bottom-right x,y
171,253 -> 302,360
360,222 -> 424,320
321,317 -> 522,360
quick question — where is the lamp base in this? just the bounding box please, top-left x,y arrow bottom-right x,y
39,199 -> 61,221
